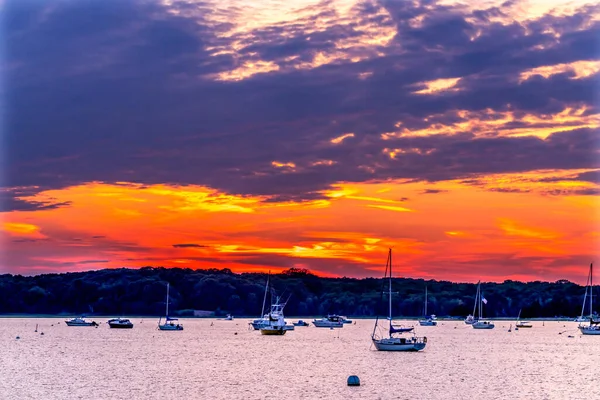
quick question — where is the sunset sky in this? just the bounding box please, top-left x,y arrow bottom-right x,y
1,0 -> 599,283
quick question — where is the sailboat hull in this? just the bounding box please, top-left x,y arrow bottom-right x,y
579,326 -> 600,335
372,338 -> 426,351
158,324 -> 183,331
472,321 -> 495,329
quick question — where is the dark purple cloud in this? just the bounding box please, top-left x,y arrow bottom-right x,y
3,0 -> 599,203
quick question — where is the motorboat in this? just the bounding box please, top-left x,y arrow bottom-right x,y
313,315 -> 344,328
371,249 -> 426,351
65,317 -> 98,327
293,320 -> 309,327
108,318 -> 134,329
260,300 -> 288,336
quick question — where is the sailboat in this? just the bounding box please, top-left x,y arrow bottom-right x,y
371,249 -> 426,351
579,263 -> 600,335
418,285 -> 437,326
515,309 -> 532,328
464,281 -> 479,325
472,281 -> 494,329
158,283 -> 183,331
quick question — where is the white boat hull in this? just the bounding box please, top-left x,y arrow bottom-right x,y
372,338 -> 426,352
418,320 -> 437,326
472,321 -> 495,329
579,326 -> 600,335
159,324 -> 183,331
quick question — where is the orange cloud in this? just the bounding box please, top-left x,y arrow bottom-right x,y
413,77 -> 461,95
330,133 -> 355,144
3,175 -> 598,283
519,60 -> 600,83
3,222 -> 42,236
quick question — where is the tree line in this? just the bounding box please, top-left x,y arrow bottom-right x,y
0,267 -> 592,318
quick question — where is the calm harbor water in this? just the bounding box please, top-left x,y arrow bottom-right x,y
1,318 -> 598,399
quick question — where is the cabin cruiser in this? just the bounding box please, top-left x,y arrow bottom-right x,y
65,317 -> 98,327
108,318 -> 134,329
313,314 -> 344,328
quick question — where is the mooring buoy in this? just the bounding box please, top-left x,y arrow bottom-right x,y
347,375 -> 360,386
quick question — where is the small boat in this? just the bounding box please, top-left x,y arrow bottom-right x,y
515,309 -> 532,328
313,314 -> 344,328
65,316 -> 98,327
293,320 -> 309,327
418,285 -> 437,326
108,318 -> 134,329
579,263 -> 600,335
158,283 -> 183,331
464,314 -> 475,325
224,314 -> 234,321
472,281 -> 494,329
371,249 -> 426,351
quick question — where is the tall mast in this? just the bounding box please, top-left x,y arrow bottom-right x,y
389,248 -> 393,326
479,284 -> 483,320
581,267 -> 590,319
424,285 -> 428,316
472,281 -> 479,317
261,271 -> 270,317
166,283 -> 170,317
590,263 -> 593,319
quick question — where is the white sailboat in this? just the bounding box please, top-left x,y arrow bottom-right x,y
464,281 -> 479,325
472,281 -> 494,329
418,285 -> 437,326
371,249 -> 426,351
579,263 -> 600,335
515,309 -> 532,328
158,283 -> 183,331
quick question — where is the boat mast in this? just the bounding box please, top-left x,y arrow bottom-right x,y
472,281 -> 480,317
261,271 -> 270,317
166,283 -> 170,317
389,248 -> 393,331
590,263 -> 593,320
424,285 -> 428,317
581,267 -> 590,319
372,249 -> 391,340
479,284 -> 483,320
